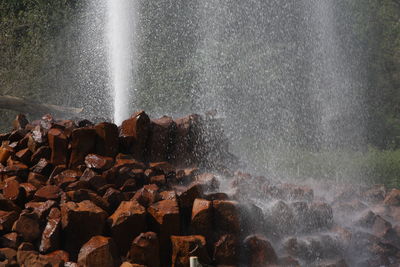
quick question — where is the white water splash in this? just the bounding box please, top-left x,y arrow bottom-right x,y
107,0 -> 137,125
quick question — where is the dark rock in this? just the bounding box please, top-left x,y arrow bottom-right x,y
31,158 -> 53,176
85,153 -> 114,171
12,210 -> 41,242
213,234 -> 238,265
12,114 -> 29,130
0,210 -> 19,233
77,236 -> 120,267
132,184 -> 160,208
119,111 -> 150,161
213,200 -> 241,234
148,199 -> 180,265
107,200 -> 147,255
147,116 -> 176,162
69,127 -> 97,169
384,189 -> 400,206
40,207 -> 61,253
34,185 -> 62,201
128,232 -> 160,267
95,122 -> 119,157
31,146 -> 51,164
48,128 -> 68,166
61,200 -> 108,260
243,234 -> 278,267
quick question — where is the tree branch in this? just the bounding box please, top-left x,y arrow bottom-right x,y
0,95 -> 83,118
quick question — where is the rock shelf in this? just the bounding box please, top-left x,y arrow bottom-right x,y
0,112 -> 399,267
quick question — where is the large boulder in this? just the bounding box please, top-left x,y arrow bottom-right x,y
243,234 -> 278,267
119,111 -> 150,161
213,200 -> 241,234
69,128 -> 97,169
77,236 -> 120,267
147,199 -> 180,265
60,200 -> 108,260
48,128 -> 68,166
95,122 -> 119,157
40,208 -> 62,253
127,232 -> 160,267
147,116 -> 176,162
107,200 -> 146,255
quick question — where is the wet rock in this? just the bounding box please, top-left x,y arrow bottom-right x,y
95,122 -> 119,157
8,129 -> 28,143
171,235 -> 211,267
159,190 -> 177,201
48,128 -> 68,166
0,232 -> 21,250
3,178 -> 24,202
176,167 -> 199,184
25,200 -> 57,221
12,210 -> 41,242
191,198 -> 213,238
363,184 -> 386,203
213,200 -> 241,233
127,232 -> 160,267
119,111 -> 150,160
15,148 -> 32,165
34,185 -> 62,201
77,236 -> 120,267
307,202 -> 333,230
103,187 -> 125,212
80,168 -> 107,191
12,114 -> 29,130
85,153 -> 114,171
384,188 -> 400,206
278,256 -> 300,266
132,184 -> 160,208
176,183 -> 204,212
0,146 -> 13,165
171,114 -> 200,166
69,127 -> 97,169
147,116 -> 177,162
0,247 -> 17,266
3,162 -> 29,179
51,169 -> 82,189
31,158 -> 54,176
243,234 -> 277,267
27,172 -> 47,188
40,208 -> 61,253
61,200 -> 108,259
14,182 -> 35,200
268,201 -> 295,236
66,189 -> 110,213
0,210 -> 19,232
284,235 -> 343,263
31,145 -> 51,164
108,200 -> 146,255
16,242 -> 38,266
150,174 -> 166,187
149,161 -> 175,177
315,259 -> 348,267
195,173 -> 220,191
148,199 -> 180,265
213,234 -> 238,265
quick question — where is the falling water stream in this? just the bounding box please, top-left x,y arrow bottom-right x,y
107,0 -> 137,125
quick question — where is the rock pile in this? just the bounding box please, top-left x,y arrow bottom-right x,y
0,112 -> 399,267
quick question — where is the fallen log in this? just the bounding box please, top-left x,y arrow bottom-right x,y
0,95 -> 83,118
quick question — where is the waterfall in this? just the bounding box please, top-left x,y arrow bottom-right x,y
107,0 -> 137,125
